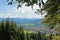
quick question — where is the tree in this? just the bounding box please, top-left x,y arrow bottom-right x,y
7,0 -> 44,9
0,19 -> 11,40
5,18 -> 11,40
42,0 -> 60,29
16,26 -> 25,40
0,20 -> 5,40
30,33 -> 36,40
10,20 -> 17,40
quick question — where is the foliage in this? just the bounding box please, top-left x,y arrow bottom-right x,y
42,0 -> 60,29
0,18 -> 25,40
0,19 -> 60,40
7,0 -> 44,9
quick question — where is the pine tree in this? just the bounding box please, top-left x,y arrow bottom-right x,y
0,20 -> 5,40
5,18 -> 10,40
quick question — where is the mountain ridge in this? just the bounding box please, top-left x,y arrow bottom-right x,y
0,18 -> 42,26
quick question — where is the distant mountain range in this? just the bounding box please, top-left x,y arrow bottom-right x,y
0,18 -> 42,26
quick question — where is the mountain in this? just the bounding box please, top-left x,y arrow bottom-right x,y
0,18 -> 42,26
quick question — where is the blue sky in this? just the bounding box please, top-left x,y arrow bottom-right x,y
0,0 -> 46,18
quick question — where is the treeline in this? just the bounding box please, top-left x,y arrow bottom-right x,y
0,18 -> 60,40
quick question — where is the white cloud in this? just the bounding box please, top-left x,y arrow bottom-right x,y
0,3 -> 45,18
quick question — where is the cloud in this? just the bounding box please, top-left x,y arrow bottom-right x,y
0,2 -> 45,18
43,0 -> 47,3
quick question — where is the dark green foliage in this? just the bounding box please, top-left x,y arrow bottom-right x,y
0,20 -> 5,40
42,0 -> 60,29
0,19 -> 25,40
36,31 -> 44,40
7,0 -> 44,9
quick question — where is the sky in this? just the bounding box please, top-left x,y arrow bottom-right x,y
0,0 -> 47,18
